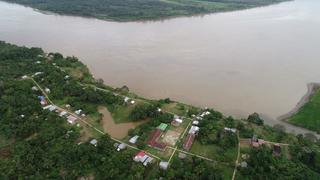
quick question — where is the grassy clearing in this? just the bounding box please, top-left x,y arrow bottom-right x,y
190,140 -> 237,163
107,104 -> 135,123
289,89 -> 320,133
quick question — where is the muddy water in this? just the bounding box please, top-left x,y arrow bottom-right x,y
98,107 -> 146,139
0,0 -> 320,135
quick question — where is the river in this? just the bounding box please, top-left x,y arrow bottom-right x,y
0,0 -> 320,135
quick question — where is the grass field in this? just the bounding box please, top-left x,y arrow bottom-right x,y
190,140 -> 237,163
289,89 -> 320,133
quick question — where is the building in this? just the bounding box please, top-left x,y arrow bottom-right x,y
124,97 -> 130,103
59,111 -> 67,117
192,120 -> 199,125
159,161 -> 169,170
133,151 -> 154,166
129,135 -> 139,144
183,134 -> 195,151
178,152 -> 187,159
171,118 -> 183,126
75,109 -> 82,115
44,87 -> 50,94
188,126 -> 200,134
67,115 -> 77,124
251,135 -> 264,148
38,96 -> 48,106
117,143 -> 127,151
158,123 -> 168,131
147,129 -> 166,150
240,161 -> 248,168
224,127 -> 237,133
90,139 -> 98,147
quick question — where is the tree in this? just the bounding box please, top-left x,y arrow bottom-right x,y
247,112 -> 264,125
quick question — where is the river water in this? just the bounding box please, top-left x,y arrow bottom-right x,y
0,0 -> 320,134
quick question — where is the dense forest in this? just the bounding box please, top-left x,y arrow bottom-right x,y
4,0 -> 289,21
1,41 -> 320,179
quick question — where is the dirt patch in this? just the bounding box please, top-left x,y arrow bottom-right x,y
240,138 -> 251,148
162,130 -> 180,146
98,106 -> 147,139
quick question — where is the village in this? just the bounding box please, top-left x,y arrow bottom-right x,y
22,71 -> 288,179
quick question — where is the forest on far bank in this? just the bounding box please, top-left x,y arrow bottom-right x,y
4,0 -> 289,21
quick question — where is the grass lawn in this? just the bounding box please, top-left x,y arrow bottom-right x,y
190,140 -> 237,163
107,104 -> 135,123
289,89 -> 320,132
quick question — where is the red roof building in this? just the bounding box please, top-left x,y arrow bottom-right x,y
183,134 -> 195,151
147,129 -> 166,150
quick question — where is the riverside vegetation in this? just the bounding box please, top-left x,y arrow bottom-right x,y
0,41 -> 320,179
4,0 -> 289,21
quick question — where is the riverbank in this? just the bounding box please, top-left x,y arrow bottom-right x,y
278,83 -> 320,133
1,0 -> 291,22
278,83 -> 320,121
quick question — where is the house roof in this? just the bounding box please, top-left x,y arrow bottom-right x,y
183,134 -> 195,151
158,123 -> 168,131
129,135 -> 139,144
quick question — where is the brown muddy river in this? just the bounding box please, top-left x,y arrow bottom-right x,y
98,107 -> 146,139
0,0 -> 320,134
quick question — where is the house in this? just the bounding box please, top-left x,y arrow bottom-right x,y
117,143 -> 127,151
90,139 -> 98,147
32,86 -> 38,91
192,121 -> 199,125
38,96 -> 48,106
178,152 -> 187,159
200,111 -> 211,117
133,151 -> 154,166
159,161 -> 169,170
22,75 -> 28,79
124,97 -> 130,103
157,108 -> 162,112
240,161 -> 248,168
158,123 -> 168,131
171,118 -> 183,126
251,135 -> 264,148
273,144 -> 281,157
34,72 -> 43,76
188,126 -> 200,134
59,111 -> 67,117
129,135 -> 139,144
44,87 -> 50,94
67,115 -> 77,124
183,134 -> 195,151
147,129 -> 166,150
64,75 -> 70,79
75,109 -> 82,115
43,105 -> 57,112
224,127 -> 237,133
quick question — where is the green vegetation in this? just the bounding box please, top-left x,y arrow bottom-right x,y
1,41 -> 320,179
4,0 -> 289,21
289,89 -> 320,133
